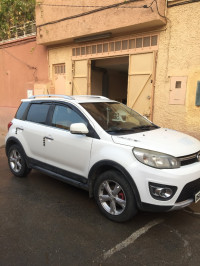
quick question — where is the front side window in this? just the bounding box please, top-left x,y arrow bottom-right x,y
26,103 -> 50,124
52,105 -> 87,131
81,102 -> 158,135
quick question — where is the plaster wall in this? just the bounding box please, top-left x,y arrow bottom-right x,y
154,2 -> 200,139
48,46 -> 73,95
0,37 -> 48,132
36,0 -> 166,45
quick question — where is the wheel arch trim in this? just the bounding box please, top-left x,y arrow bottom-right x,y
88,160 -> 142,208
6,137 -> 28,163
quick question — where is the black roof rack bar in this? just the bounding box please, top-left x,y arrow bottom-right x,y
28,94 -> 74,100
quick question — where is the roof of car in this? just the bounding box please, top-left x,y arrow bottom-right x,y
23,94 -> 116,103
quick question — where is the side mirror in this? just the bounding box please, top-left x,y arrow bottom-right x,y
70,123 -> 89,135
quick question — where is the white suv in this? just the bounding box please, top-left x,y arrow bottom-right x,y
5,95 -> 200,222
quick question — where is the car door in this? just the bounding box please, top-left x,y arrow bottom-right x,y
43,103 -> 93,178
19,102 -> 52,163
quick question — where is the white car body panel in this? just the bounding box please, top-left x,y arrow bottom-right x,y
112,128 -> 200,157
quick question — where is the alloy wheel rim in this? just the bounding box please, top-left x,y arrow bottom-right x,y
98,180 -> 126,215
9,149 -> 22,173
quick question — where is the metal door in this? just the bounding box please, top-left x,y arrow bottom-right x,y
127,52 -> 156,119
72,59 -> 91,95
54,75 -> 66,95
54,64 -> 67,95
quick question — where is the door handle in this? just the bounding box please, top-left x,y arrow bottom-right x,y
15,127 -> 24,134
43,136 -> 54,146
44,136 -> 54,141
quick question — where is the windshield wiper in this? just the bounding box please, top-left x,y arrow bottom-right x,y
106,125 -> 159,133
132,125 -> 158,131
106,128 -> 135,133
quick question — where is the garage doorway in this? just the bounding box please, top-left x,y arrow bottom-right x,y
91,56 -> 129,104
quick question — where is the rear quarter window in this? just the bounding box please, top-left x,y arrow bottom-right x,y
27,103 -> 50,124
15,102 -> 30,120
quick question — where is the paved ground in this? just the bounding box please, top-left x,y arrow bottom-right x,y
1,147 -> 200,266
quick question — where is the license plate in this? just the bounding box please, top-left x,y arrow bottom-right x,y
195,191 -> 200,203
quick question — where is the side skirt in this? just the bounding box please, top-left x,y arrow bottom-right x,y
32,165 -> 89,191
28,158 -> 89,191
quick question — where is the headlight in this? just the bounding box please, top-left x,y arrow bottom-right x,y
133,148 -> 180,169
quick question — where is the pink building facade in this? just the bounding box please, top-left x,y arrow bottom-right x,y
0,36 -> 49,132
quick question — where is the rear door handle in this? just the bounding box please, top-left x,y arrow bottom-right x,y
44,136 -> 54,141
43,136 -> 54,146
15,127 -> 24,134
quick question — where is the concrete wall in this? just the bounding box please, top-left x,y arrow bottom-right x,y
154,2 -> 200,139
0,37 -> 48,132
36,0 -> 166,45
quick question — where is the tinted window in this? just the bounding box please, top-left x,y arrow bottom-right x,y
81,102 -> 157,135
52,105 -> 86,130
15,102 -> 29,120
27,103 -> 50,124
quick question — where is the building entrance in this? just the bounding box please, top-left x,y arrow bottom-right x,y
91,56 -> 129,104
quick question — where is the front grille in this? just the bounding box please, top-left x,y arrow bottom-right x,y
179,151 -> 200,166
176,178 -> 200,202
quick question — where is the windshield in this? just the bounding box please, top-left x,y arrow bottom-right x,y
81,102 -> 158,135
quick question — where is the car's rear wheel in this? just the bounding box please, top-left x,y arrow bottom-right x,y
94,170 -> 137,222
8,144 -> 31,177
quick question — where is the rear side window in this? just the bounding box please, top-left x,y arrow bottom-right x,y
27,103 -> 50,124
15,102 -> 29,120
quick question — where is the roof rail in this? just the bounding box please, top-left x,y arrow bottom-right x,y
73,95 -> 109,99
28,94 -> 74,100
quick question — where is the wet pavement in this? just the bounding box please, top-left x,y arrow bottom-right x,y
1,147 -> 200,266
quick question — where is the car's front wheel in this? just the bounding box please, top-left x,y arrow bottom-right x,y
8,144 -> 31,177
94,170 -> 137,222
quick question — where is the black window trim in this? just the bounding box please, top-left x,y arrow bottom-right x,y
49,101 -> 100,139
17,100 -> 100,139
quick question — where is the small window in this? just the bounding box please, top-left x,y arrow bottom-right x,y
54,64 -> 65,74
115,41 -> 121,51
81,47 -> 86,55
109,42 -> 114,52
76,48 -> 80,56
103,43 -> 108,52
122,40 -> 128,50
97,44 -> 103,53
151,35 -> 158,46
92,45 -> 96,54
86,46 -> 91,54
52,105 -> 87,131
129,39 -> 135,49
143,37 -> 150,47
136,38 -> 142,48
27,103 -> 50,124
175,81 -> 182,88
15,102 -> 29,120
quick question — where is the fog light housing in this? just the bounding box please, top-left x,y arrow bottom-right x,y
149,182 -> 177,201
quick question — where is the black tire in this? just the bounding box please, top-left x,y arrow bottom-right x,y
8,144 -> 31,177
94,170 -> 137,222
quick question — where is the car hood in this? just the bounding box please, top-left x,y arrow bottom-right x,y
111,128 -> 200,157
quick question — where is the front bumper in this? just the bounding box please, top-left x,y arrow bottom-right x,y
140,198 -> 194,212
127,159 -> 200,209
